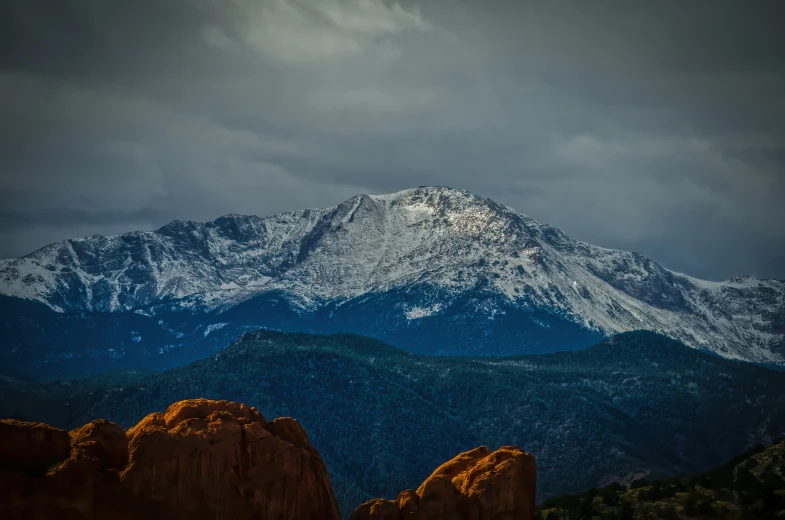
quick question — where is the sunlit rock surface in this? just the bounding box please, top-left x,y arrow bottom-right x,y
352,445 -> 536,520
0,398 -> 341,520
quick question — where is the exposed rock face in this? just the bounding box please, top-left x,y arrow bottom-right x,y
352,446 -> 536,520
0,419 -> 71,473
353,498 -> 402,520
123,398 -> 340,520
0,398 -> 341,520
69,419 -> 129,471
0,418 -> 127,519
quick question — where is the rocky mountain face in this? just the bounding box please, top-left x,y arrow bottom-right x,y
352,445 -> 536,520
0,398 -> 340,520
1,186 -> 784,378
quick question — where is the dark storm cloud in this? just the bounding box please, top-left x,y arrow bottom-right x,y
1,0 -> 784,280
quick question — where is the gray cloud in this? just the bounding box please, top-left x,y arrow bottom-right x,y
0,0 -> 783,280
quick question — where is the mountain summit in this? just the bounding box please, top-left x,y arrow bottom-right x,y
0,187 -> 783,376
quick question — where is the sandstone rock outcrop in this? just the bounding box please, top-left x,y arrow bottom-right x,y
69,419 -> 129,471
0,398 -> 341,520
0,419 -> 71,473
122,398 -> 340,520
352,445 -> 536,520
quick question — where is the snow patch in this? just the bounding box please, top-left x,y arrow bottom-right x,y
368,188 -> 417,201
204,322 -> 228,337
246,276 -> 272,287
405,303 -> 443,320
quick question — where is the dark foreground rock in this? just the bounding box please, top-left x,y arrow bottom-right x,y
0,398 -> 340,520
0,419 -> 71,473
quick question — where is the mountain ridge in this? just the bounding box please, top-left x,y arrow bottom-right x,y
1,186 -> 783,373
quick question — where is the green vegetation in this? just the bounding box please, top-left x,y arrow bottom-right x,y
537,439 -> 785,519
1,330 -> 784,518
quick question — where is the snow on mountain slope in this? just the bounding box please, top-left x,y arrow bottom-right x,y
1,186 -> 783,365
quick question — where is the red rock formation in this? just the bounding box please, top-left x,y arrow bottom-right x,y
0,418 -> 128,519
352,445 -> 536,520
353,498 -> 401,520
69,419 -> 129,471
0,398 -> 341,520
0,419 -> 70,473
122,398 -> 341,520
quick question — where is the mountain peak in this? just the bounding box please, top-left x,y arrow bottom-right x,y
366,185 -> 481,205
0,186 -> 783,368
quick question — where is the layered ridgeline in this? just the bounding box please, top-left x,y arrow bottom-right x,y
1,187 -> 783,378
3,330 -> 784,515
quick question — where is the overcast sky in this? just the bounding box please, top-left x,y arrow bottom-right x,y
1,0 -> 783,280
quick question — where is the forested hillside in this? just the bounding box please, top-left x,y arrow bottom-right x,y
2,330 -> 784,516
537,439 -> 785,519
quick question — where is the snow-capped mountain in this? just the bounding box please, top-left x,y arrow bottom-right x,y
1,186 -> 783,378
